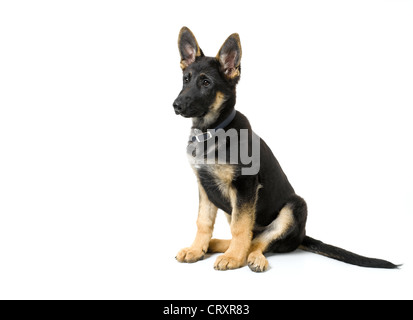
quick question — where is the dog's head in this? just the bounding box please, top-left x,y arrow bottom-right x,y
173,27 -> 242,127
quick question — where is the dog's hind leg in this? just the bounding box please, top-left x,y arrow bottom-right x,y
207,212 -> 232,253
247,205 -> 294,272
247,196 -> 307,272
208,239 -> 231,253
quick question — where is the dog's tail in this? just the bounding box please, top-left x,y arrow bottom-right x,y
299,236 -> 400,269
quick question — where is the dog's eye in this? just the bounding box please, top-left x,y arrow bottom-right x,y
202,79 -> 210,87
184,76 -> 190,83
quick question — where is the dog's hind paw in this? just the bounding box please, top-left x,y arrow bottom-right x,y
247,252 -> 269,272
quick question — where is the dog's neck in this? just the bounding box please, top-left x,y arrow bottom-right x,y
191,96 -> 236,132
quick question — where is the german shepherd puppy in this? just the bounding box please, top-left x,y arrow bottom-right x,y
173,27 -> 398,272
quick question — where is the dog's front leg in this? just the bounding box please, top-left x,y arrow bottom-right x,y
214,189 -> 255,270
176,182 -> 218,263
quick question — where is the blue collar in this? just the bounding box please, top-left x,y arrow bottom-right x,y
190,109 -> 237,143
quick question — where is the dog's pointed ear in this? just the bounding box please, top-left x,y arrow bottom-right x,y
216,33 -> 242,80
178,27 -> 204,70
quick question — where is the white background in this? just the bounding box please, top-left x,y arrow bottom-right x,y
1,0 -> 412,300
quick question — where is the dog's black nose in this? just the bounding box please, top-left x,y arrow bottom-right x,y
173,100 -> 183,114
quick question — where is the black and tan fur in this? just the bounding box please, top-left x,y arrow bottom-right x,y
173,27 -> 398,271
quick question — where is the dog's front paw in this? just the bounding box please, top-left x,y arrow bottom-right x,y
214,254 -> 245,270
176,247 -> 205,263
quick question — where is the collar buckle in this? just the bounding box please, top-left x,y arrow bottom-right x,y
195,131 -> 213,142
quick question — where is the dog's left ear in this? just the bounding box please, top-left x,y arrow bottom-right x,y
178,27 -> 204,70
216,33 -> 242,81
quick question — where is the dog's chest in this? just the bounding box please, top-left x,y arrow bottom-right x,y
194,164 -> 236,213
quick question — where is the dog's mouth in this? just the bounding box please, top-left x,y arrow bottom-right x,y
175,109 -> 207,118
175,110 -> 192,118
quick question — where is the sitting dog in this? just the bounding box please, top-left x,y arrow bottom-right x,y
173,27 -> 398,271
